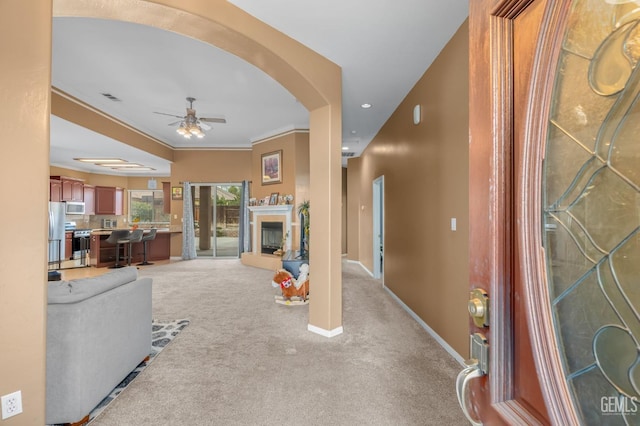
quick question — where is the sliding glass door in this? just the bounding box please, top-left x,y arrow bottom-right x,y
192,183 -> 241,258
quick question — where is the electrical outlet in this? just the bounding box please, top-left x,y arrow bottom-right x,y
1,390 -> 23,420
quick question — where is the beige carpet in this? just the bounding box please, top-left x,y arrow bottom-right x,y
91,259 -> 467,425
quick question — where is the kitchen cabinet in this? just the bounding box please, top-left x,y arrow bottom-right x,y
95,186 -> 124,215
50,179 -> 62,202
65,231 -> 73,260
50,176 -> 84,202
115,187 -> 124,215
83,185 -> 95,215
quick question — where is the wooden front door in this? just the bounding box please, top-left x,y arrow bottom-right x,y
464,0 -> 640,424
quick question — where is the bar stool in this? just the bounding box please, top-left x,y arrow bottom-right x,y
137,228 -> 157,266
106,230 -> 131,269
123,229 -> 144,266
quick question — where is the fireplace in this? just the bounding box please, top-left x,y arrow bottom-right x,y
261,221 -> 283,254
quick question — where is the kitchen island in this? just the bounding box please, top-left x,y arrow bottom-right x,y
89,228 -> 180,268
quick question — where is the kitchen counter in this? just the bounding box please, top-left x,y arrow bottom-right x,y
90,227 -> 181,236
89,228 -> 180,267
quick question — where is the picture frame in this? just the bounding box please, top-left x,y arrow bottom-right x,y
261,150 -> 282,185
269,192 -> 280,205
171,186 -> 183,200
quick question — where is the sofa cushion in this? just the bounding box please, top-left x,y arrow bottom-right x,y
48,266 -> 139,304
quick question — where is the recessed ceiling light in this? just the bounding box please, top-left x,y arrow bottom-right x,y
74,158 -> 126,163
106,163 -> 145,168
342,146 -> 349,151
351,130 -> 357,134
111,166 -> 155,171
361,103 -> 372,109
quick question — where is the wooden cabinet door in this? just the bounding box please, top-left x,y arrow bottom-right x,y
61,179 -> 72,201
71,180 -> 84,201
115,187 -> 124,215
95,186 -> 116,215
83,185 -> 95,215
50,179 -> 62,202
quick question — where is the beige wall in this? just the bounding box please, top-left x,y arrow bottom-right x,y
0,2 -> 51,424
347,20 -> 469,356
169,149 -> 252,255
250,131 -> 310,250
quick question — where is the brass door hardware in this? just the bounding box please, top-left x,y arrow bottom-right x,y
468,288 -> 489,327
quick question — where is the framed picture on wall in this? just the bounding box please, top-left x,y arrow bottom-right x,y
261,150 -> 282,185
171,186 -> 183,200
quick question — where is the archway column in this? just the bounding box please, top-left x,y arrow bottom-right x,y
0,1 -> 52,423
308,104 -> 343,336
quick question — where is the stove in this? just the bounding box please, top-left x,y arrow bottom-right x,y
69,227 -> 91,263
73,229 -> 91,238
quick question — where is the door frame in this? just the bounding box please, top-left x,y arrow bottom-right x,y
468,0 -> 577,424
372,175 -> 384,280
191,182 -> 242,258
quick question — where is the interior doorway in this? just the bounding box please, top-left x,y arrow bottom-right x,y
373,176 -> 384,279
191,183 -> 241,258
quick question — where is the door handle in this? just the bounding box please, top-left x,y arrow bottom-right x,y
456,359 -> 484,426
456,333 -> 488,425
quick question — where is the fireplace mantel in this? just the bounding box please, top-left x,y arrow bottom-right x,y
248,205 -> 294,214
248,204 -> 294,253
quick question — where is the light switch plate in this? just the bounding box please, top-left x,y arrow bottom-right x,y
451,217 -> 457,231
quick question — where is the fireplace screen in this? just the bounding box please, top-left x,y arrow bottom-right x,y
261,221 -> 283,254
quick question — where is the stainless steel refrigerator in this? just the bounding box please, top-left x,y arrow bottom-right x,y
48,201 -> 65,266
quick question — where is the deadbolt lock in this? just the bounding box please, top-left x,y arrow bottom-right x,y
468,288 -> 489,327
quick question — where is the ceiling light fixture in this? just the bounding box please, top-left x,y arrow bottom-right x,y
106,163 -> 145,168
111,167 -> 156,171
74,157 -> 126,163
175,97 -> 205,139
361,103 -> 372,109
342,146 -> 349,151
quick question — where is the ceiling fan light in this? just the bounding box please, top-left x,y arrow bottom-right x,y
176,124 -> 188,136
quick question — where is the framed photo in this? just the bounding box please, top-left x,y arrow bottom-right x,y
261,150 -> 282,185
171,186 -> 183,200
269,192 -> 280,205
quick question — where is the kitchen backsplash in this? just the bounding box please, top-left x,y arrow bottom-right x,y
64,215 -> 127,230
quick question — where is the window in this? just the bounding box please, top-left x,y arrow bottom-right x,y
128,190 -> 170,225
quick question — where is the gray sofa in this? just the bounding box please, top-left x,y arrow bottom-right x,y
46,266 -> 152,425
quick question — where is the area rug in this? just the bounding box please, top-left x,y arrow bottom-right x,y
50,318 -> 189,426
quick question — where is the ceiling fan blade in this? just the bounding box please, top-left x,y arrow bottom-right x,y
167,120 -> 182,126
153,111 -> 185,119
199,117 -> 226,124
197,121 -> 212,131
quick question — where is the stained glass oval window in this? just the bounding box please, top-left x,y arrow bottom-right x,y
543,0 -> 640,423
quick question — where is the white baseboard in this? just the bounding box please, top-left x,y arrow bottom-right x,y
383,284 -> 465,366
346,259 -> 373,277
307,323 -> 344,338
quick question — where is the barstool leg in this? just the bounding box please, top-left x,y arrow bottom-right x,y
137,240 -> 154,266
112,242 -> 124,268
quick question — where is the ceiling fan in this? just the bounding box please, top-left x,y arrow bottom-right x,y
154,97 -> 226,139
